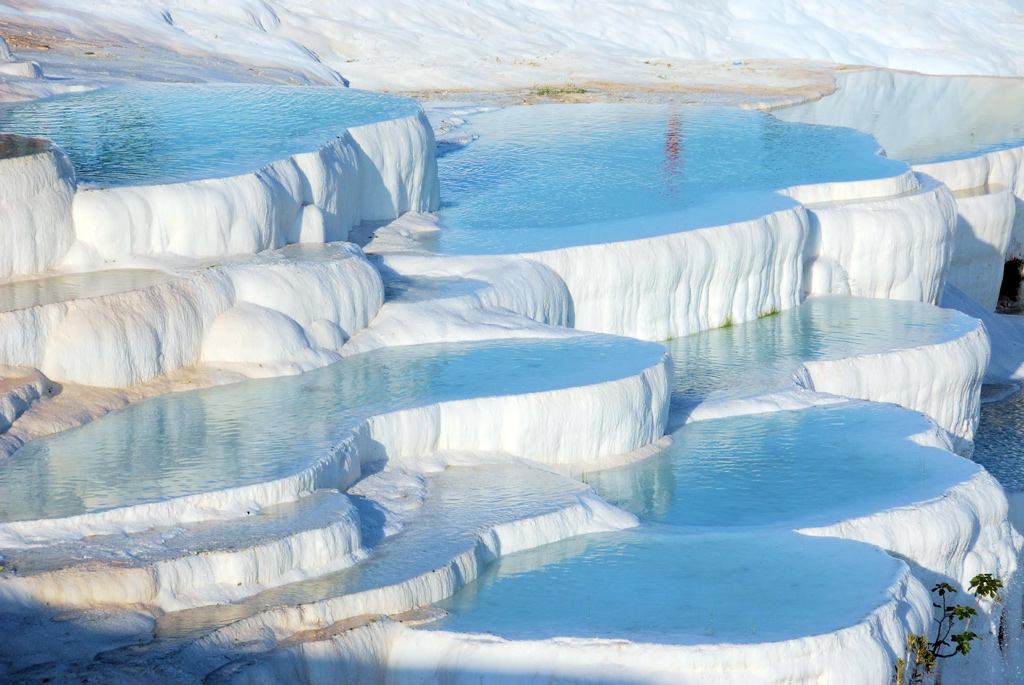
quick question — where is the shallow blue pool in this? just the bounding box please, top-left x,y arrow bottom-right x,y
0,85 -> 418,187
0,335 -> 665,522
436,529 -> 902,645
667,295 -> 977,404
590,403 -> 976,530
434,104 -> 907,254
434,402 -> 961,644
0,269 -> 173,312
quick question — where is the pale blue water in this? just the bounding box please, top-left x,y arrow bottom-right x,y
431,296 -> 979,644
590,403 -> 976,530
0,84 -> 418,187
435,104 -> 907,254
435,403 -> 958,643
0,336 -> 665,522
437,529 -> 902,644
667,295 -> 975,404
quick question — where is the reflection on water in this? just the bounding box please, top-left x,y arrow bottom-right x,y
435,103 -> 906,254
0,336 -> 665,522
666,295 -> 974,404
661,113 -> 684,202
0,85 -> 419,187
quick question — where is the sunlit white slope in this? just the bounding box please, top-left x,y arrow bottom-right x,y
0,138 -> 75,279
0,244 -> 384,387
6,0 -> 1024,90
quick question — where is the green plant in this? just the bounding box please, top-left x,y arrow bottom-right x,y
895,574 -> 1003,684
529,82 -> 588,96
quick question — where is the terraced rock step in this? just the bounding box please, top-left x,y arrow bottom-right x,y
0,489 -> 362,612
0,335 -> 669,544
7,464 -> 633,682
154,464 -> 633,651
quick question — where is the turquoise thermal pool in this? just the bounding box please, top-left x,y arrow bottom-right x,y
0,335 -> 665,522
591,403 -> 975,530
0,84 -> 419,187
666,295 -> 976,404
428,291 -> 980,645
435,529 -> 903,645
432,402 -> 962,643
434,103 -> 907,254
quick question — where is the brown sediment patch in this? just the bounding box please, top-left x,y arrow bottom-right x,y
395,59 -> 849,111
0,22 -> 103,52
0,134 -> 49,159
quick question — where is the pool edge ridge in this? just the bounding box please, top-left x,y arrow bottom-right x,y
67,109 -> 438,264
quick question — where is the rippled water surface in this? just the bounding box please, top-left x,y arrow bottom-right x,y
973,389 -> 1024,491
0,85 -> 418,186
435,104 -> 906,254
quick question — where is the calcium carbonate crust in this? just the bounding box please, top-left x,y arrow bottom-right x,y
0,345 -> 671,547
215,565 -> 930,685
0,87 -> 1021,685
0,141 -> 76,279
69,112 -> 439,262
0,243 -> 384,388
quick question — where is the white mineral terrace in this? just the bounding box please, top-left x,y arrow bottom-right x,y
1,65 -> 1024,685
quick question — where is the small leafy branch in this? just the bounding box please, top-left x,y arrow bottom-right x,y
895,574 -> 1003,684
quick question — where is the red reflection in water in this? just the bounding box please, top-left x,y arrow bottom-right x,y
662,113 -> 684,201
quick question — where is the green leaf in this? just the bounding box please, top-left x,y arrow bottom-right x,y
952,605 -> 978,621
969,574 -> 1004,599
952,631 -> 981,655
